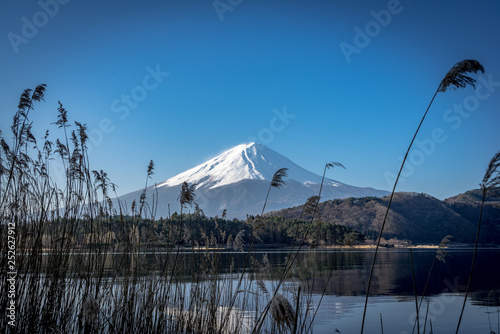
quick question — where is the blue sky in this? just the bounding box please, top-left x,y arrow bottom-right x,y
1,0 -> 499,200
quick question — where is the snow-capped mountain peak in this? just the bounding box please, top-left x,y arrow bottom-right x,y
156,142 -> 337,190
118,142 -> 389,219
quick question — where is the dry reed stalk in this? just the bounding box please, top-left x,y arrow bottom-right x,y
360,60 -> 485,334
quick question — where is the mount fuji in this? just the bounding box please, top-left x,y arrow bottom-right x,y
117,143 -> 389,219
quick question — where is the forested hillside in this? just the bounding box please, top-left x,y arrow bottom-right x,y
272,191 -> 500,244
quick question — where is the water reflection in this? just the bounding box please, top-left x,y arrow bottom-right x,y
287,249 -> 500,299
35,248 -> 500,333
43,248 -> 500,303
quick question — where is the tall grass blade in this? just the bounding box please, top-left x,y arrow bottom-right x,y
456,151 -> 500,334
360,60 -> 484,334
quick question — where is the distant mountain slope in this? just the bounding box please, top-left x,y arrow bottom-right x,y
272,191 -> 500,244
445,188 -> 500,204
444,189 -> 500,244
117,143 -> 389,219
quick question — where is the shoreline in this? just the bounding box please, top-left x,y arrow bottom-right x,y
320,244 -> 500,250
33,243 -> 500,254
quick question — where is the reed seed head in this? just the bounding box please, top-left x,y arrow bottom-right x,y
179,181 -> 197,207
438,59 -> 484,93
54,101 -> 69,128
271,168 -> 288,189
326,162 -> 345,170
75,121 -> 88,147
436,235 -> 453,263
481,151 -> 500,193
31,84 -> 47,103
303,195 -> 320,216
270,293 -> 296,331
147,160 -> 155,178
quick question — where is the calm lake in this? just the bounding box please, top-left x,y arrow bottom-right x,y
60,248 -> 500,333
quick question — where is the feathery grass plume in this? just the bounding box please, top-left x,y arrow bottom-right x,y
16,84 -> 46,117
438,60 -> 485,92
17,88 -> 33,114
234,230 -> 245,252
456,150 -> 500,334
270,293 -> 296,332
226,234 -> 233,248
75,121 -> 88,148
261,168 -> 288,216
360,60 -> 485,334
131,199 -> 137,214
92,170 -> 111,198
194,202 -> 205,217
70,129 -> 79,148
139,190 -> 147,210
482,151 -> 500,190
147,159 -> 155,178
31,83 -> 47,103
271,167 -> 288,188
106,196 -> 113,212
302,195 -> 320,218
326,162 -> 345,169
179,181 -> 197,208
138,160 -> 155,217
251,217 -> 265,243
436,235 -> 453,263
256,280 -> 269,297
2,85 -> 47,207
54,101 -> 69,129
25,124 -> 36,145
